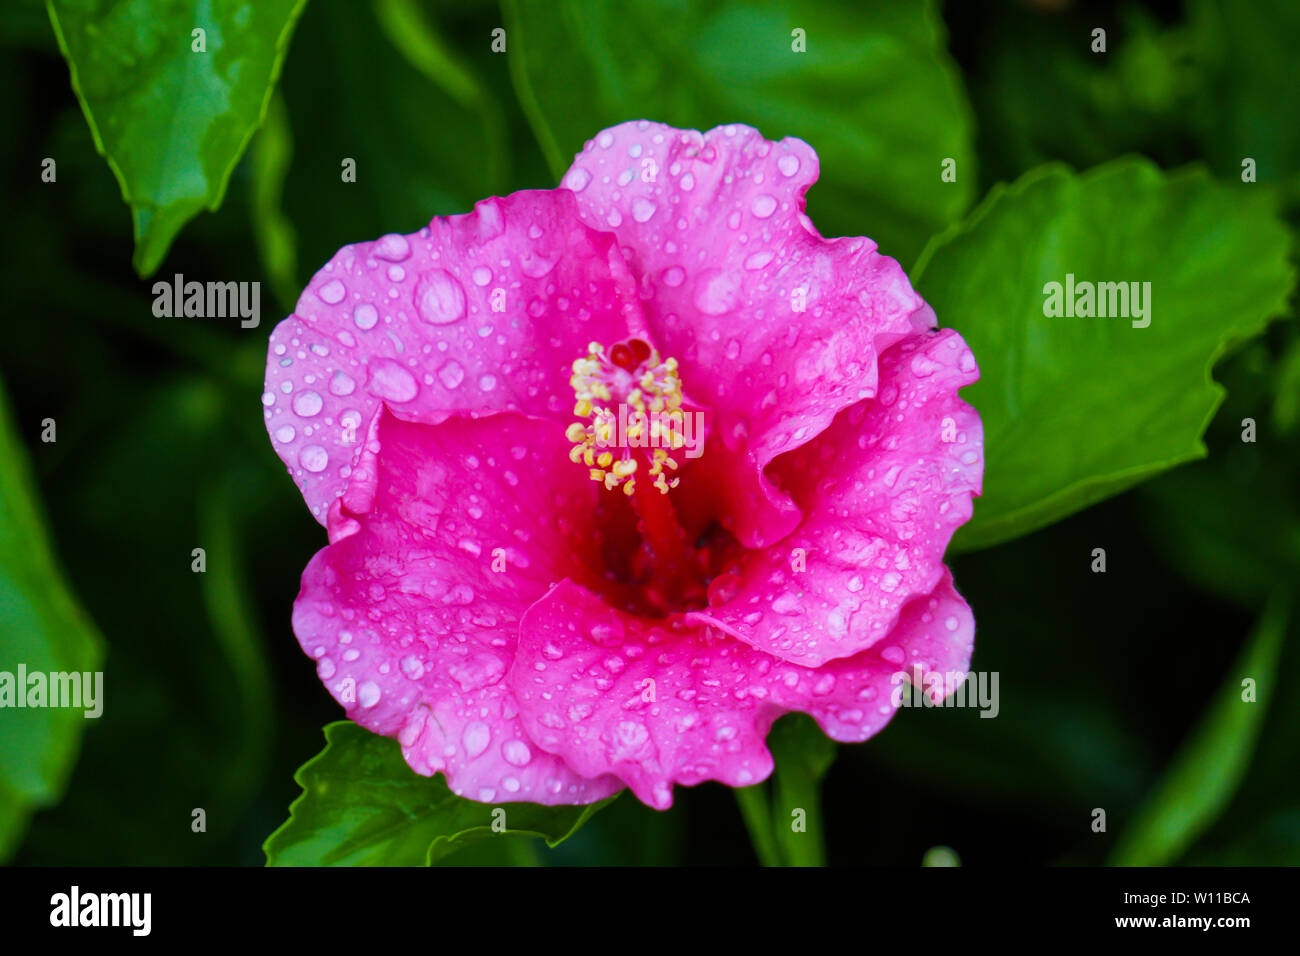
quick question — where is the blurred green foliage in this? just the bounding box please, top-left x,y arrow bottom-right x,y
0,0 -> 1296,866
0,385 -> 103,858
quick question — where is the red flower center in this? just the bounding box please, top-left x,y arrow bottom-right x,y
564,339 -> 735,616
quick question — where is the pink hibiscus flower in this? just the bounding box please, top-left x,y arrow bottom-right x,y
263,120 -> 983,809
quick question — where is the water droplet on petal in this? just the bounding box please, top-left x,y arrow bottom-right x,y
693,268 -> 740,315
329,370 -> 356,396
368,360 -> 419,402
292,390 -> 323,417
632,197 -> 656,222
438,360 -> 465,389
415,269 -> 466,325
299,445 -> 328,473
771,591 -> 801,615
374,233 -> 411,261
463,721 -> 491,758
318,279 -> 346,304
520,251 -> 558,278
502,740 -> 532,767
353,303 -> 378,330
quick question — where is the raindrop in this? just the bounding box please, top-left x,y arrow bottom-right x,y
368,360 -> 419,402
502,740 -> 532,767
353,303 -> 379,330
299,445 -> 328,473
329,370 -> 356,396
292,390 -> 323,417
374,233 -> 411,261
357,682 -> 381,708
438,360 -> 466,389
463,721 -> 491,758
415,269 -> 467,325
318,279 -> 346,304
693,267 -> 740,315
632,197 -> 656,222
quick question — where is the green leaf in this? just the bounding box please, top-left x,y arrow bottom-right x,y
503,0 -> 974,265
1110,594 -> 1289,866
264,721 -> 618,866
46,0 -> 310,276
912,158 -> 1295,551
0,378 -> 104,861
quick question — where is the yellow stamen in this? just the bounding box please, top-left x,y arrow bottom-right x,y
564,339 -> 690,496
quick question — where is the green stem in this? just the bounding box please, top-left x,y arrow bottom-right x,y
766,713 -> 835,867
772,771 -> 827,867
734,785 -> 783,867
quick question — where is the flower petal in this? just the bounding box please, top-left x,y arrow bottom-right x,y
510,570 -> 974,808
264,188 -> 644,524
561,120 -> 932,547
689,328 -> 983,667
291,408 -> 624,804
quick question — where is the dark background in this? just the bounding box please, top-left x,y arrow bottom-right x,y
1,0 -> 1297,865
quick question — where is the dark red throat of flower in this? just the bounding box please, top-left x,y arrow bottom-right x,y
566,338 -> 712,613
